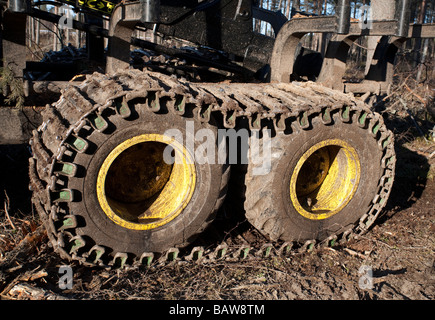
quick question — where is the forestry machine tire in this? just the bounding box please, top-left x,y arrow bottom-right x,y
29,70 -> 229,267
245,95 -> 395,247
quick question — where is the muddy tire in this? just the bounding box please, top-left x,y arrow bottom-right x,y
29,71 -> 229,266
244,104 -> 395,245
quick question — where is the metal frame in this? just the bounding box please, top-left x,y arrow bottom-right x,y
2,0 -> 435,98
106,2 -> 142,74
270,3 -> 434,94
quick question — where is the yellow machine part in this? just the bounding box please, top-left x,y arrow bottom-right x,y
96,134 -> 196,230
290,139 -> 361,220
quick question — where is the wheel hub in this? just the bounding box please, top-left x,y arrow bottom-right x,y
97,134 -> 196,230
290,139 -> 361,220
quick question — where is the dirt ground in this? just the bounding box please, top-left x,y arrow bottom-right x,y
0,104 -> 434,302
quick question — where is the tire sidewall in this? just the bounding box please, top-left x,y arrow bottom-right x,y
269,114 -> 383,241
71,109 -> 223,254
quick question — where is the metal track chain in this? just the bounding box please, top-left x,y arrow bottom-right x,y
28,69 -> 396,269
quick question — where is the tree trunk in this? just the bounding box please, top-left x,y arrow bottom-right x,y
286,0 -> 291,18
417,0 -> 428,24
294,0 -> 300,12
416,38 -> 429,82
414,0 -> 428,68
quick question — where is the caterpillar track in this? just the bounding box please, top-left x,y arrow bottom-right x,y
29,69 -> 395,269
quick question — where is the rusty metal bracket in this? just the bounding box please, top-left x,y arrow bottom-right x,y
106,2 -> 143,74
270,15 -> 338,83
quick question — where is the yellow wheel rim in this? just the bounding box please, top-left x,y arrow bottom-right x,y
290,139 -> 361,220
97,134 -> 196,230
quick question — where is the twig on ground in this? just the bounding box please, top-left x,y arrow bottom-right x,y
404,83 -> 427,107
5,283 -> 71,300
343,248 -> 369,259
3,191 -> 15,230
399,98 -> 427,140
0,224 -> 47,271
